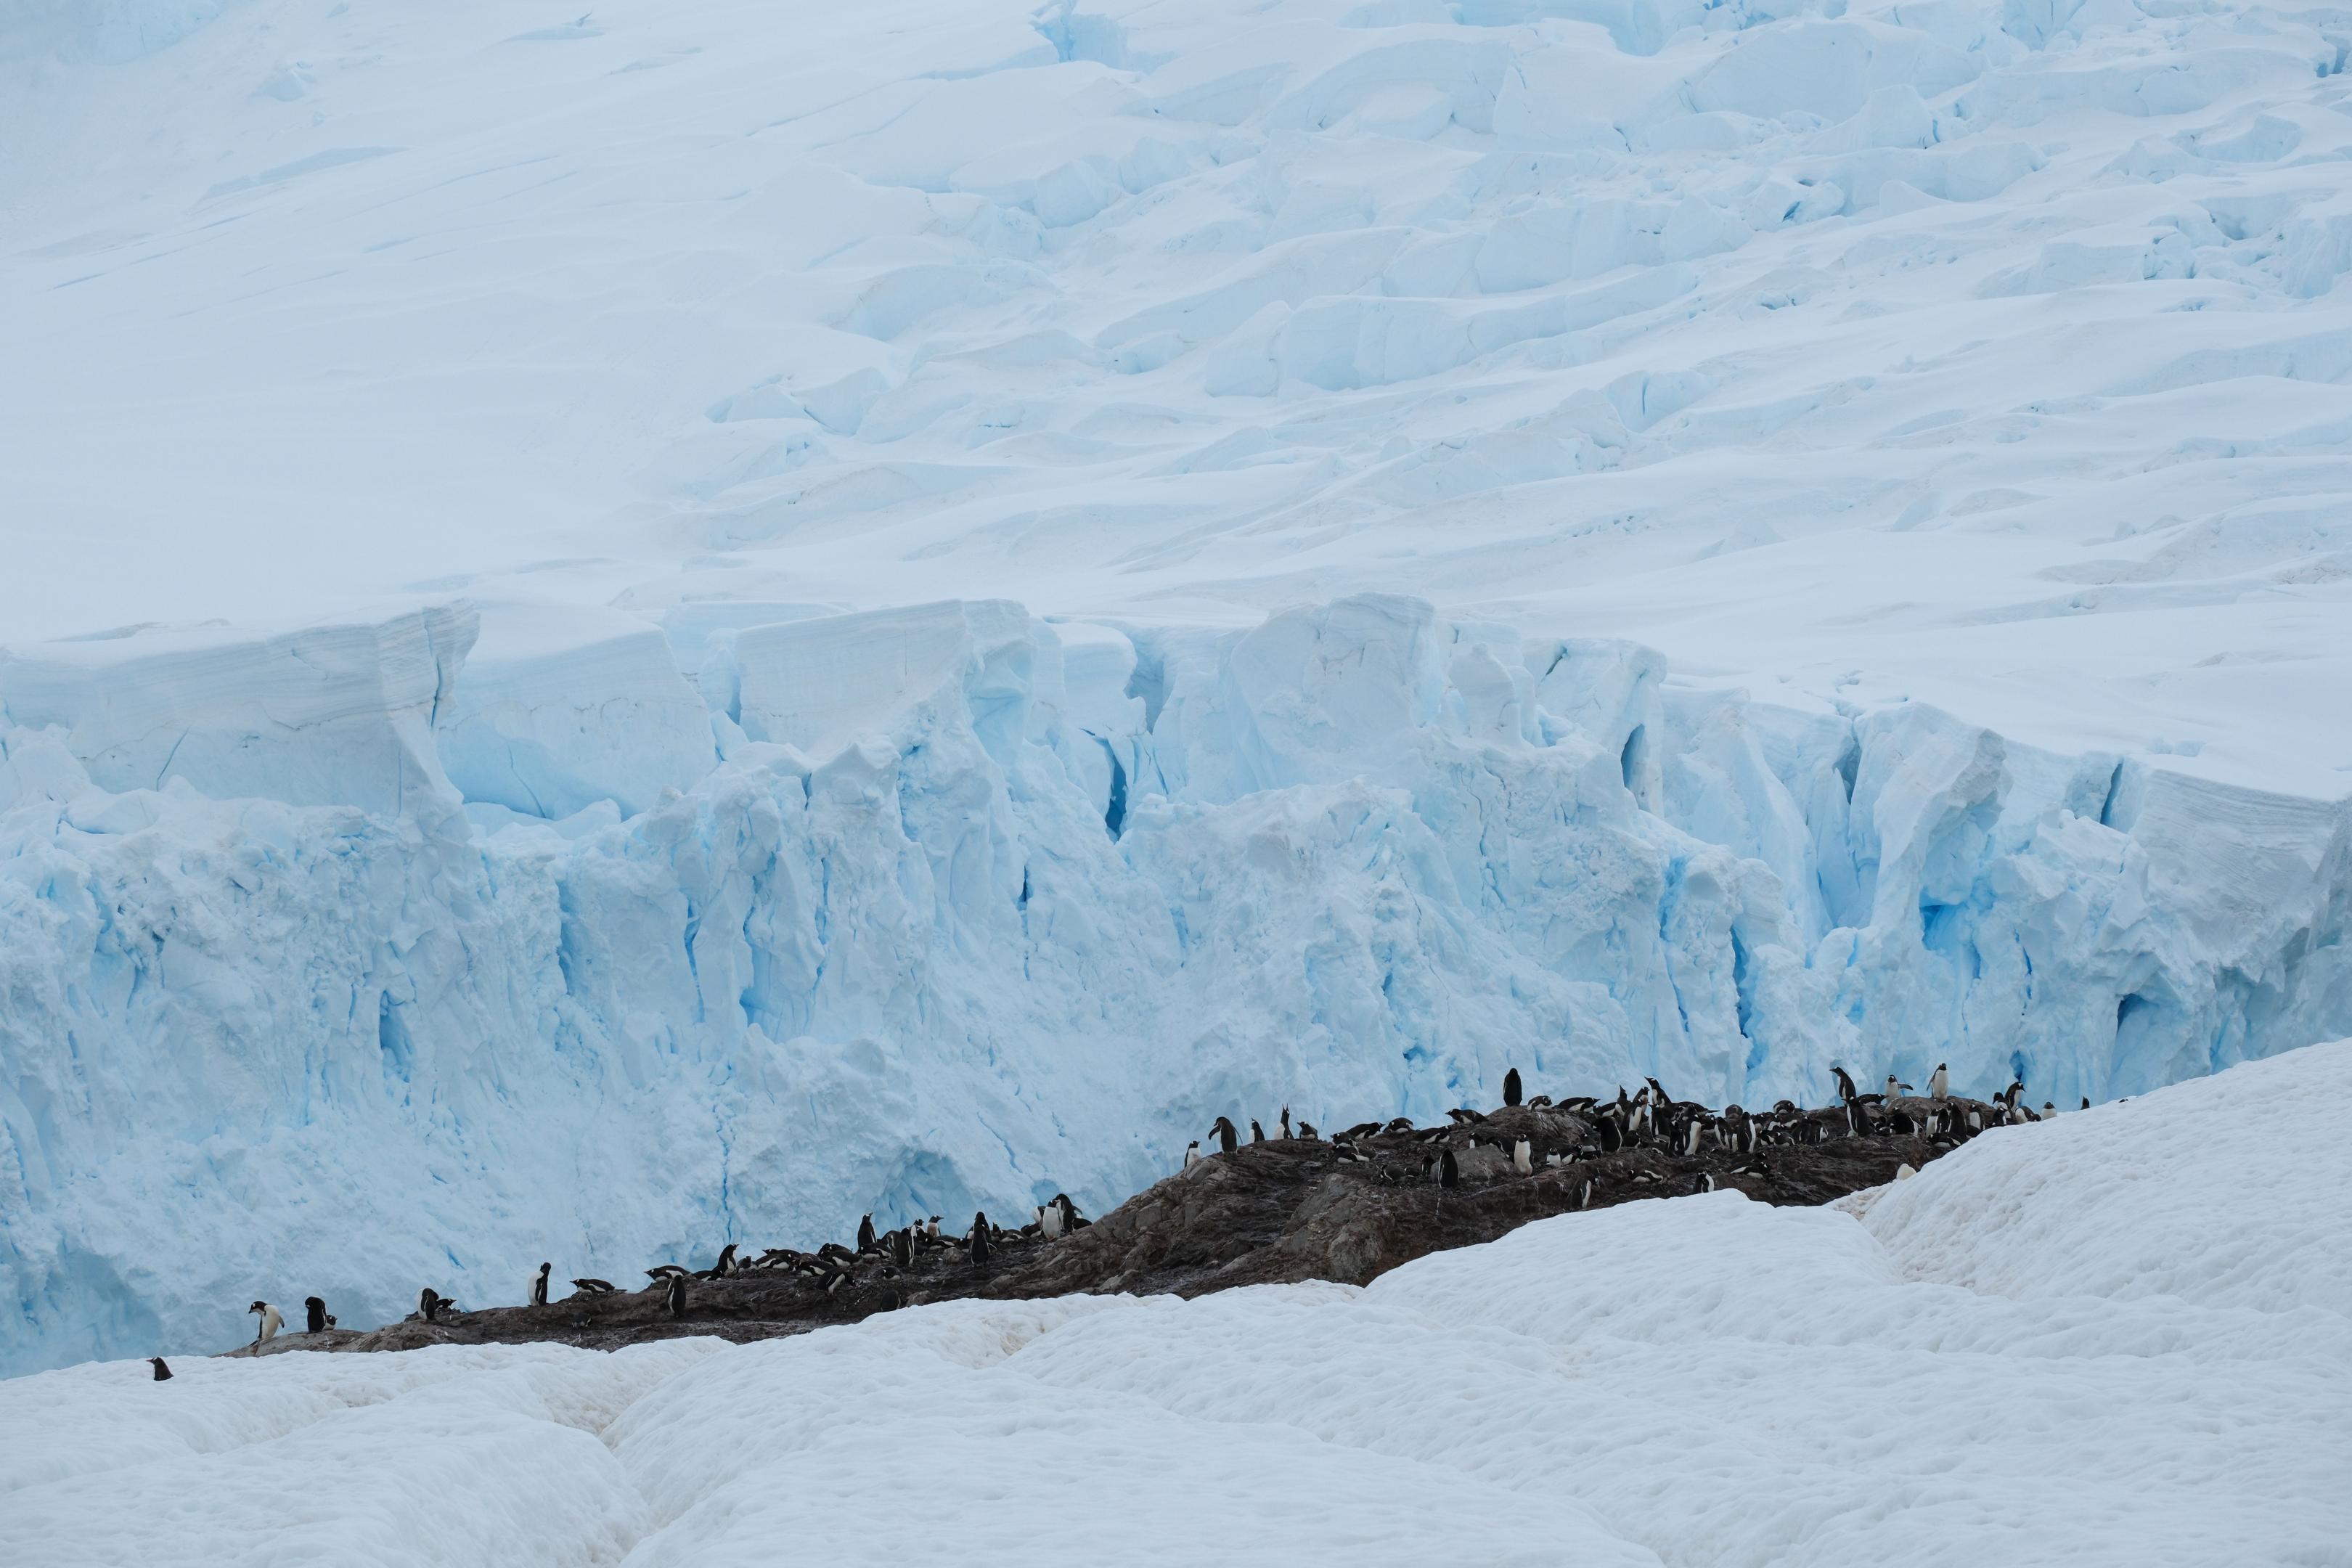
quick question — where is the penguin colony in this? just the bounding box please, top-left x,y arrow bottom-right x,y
202,1065 -> 2047,1357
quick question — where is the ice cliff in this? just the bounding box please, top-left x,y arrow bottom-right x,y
3,595 -> 2346,1374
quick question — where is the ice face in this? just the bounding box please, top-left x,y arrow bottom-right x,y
2,594 -> 2345,1374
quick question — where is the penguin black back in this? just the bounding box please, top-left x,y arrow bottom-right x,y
1440,1148 -> 1459,1189
664,1273 -> 687,1320
304,1296 -> 327,1334
149,1357 -> 172,1381
1503,1067 -> 1522,1108
969,1211 -> 991,1267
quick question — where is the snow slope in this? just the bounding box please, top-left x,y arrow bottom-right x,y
4,1039 -> 2347,1567
6,0 -> 2352,1374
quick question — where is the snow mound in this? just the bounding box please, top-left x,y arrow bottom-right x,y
4,1042 -> 2347,1567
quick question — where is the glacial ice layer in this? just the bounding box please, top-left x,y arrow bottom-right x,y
2,594 -> 2347,1373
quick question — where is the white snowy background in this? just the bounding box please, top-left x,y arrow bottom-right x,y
4,1041 -> 2348,1567
4,0 -> 2351,1373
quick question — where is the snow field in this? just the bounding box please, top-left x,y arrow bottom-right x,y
4,1040 -> 2348,1567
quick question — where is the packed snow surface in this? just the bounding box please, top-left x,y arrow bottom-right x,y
6,0 -> 2352,1374
4,1041 -> 2348,1567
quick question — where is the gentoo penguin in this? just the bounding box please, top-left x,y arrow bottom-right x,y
1250,1119 -> 1265,1143
664,1274 -> 687,1320
1183,1140 -> 1201,1170
1596,1113 -> 1624,1154
1511,1139 -> 1533,1176
1053,1193 -> 1081,1233
1040,1199 -> 1065,1241
1439,1149 -> 1460,1190
1280,1106 -> 1292,1139
572,1278 -> 616,1294
530,1264 -> 550,1307
892,1228 -> 914,1268
1384,1116 -> 1414,1133
969,1212 -> 991,1267
1211,1116 -> 1239,1154
1297,1121 -> 1318,1140
305,1296 -> 329,1334
1928,1063 -> 1949,1101
2081,1096 -> 2090,1111
1503,1067 -> 1523,1108
149,1357 -> 172,1381
418,1288 -> 453,1323
1885,1074 -> 1908,1101
928,1215 -> 942,1240
1575,1177 -> 1593,1210
857,1214 -> 878,1254
1831,1065 -> 1859,1102
2042,1101 -> 2058,1119
248,1301 -> 282,1344
1693,1172 -> 1716,1194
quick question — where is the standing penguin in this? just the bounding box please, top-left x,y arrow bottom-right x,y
664,1274 -> 687,1320
1250,1119 -> 1266,1143
1503,1068 -> 1523,1108
304,1296 -> 328,1334
1439,1149 -> 1460,1190
1183,1140 -> 1201,1171
857,1214 -> 878,1254
1831,1065 -> 1859,1102
892,1228 -> 915,1268
248,1301 -> 282,1344
1511,1138 -> 1533,1176
530,1264 -> 551,1307
149,1357 -> 173,1381
968,1212 -> 991,1267
1280,1106 -> 1292,1139
1210,1116 -> 1238,1154
1928,1063 -> 1949,1101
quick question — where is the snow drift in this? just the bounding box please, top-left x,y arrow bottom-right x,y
4,1039 -> 2347,1567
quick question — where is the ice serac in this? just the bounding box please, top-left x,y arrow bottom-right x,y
2,593 -> 2350,1375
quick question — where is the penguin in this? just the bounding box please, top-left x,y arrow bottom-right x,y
572,1278 -> 616,1294
1211,1116 -> 1239,1154
1596,1113 -> 1624,1154
1250,1119 -> 1266,1143
248,1301 -> 282,1344
149,1357 -> 172,1381
968,1212 -> 991,1267
2081,1096 -> 2091,1111
2042,1101 -> 2058,1120
1511,1138 -> 1532,1176
418,1288 -> 454,1323
645,1265 -> 687,1281
1439,1149 -> 1460,1190
1693,1172 -> 1716,1194
857,1214 -> 878,1254
1297,1121 -> 1318,1140
1928,1063 -> 1949,1101
530,1264 -> 550,1307
1831,1065 -> 1859,1102
1894,1162 -> 1919,1180
1040,1199 -> 1064,1241
664,1274 -> 687,1320
1575,1177 -> 1593,1210
892,1228 -> 914,1268
1503,1067 -> 1523,1108
304,1296 -> 328,1334
1183,1140 -> 1201,1170
928,1215 -> 942,1240
1053,1193 -> 1081,1233
1885,1074 -> 1908,1101
1280,1106 -> 1292,1139
1384,1116 -> 1414,1133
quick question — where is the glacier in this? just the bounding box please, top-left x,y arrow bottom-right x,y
3,593 -> 2347,1375
7,0 -> 2352,1376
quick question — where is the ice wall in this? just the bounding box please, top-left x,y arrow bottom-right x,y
2,594 -> 2346,1374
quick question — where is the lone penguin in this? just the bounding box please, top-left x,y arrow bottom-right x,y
1210,1116 -> 1238,1154
1928,1063 -> 1949,1101
304,1296 -> 328,1334
248,1301 -> 282,1344
1503,1067 -> 1523,1108
1439,1148 -> 1460,1190
664,1274 -> 687,1320
1183,1140 -> 1201,1171
969,1212 -> 991,1267
531,1264 -> 551,1307
149,1357 -> 173,1381
1251,1119 -> 1266,1143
